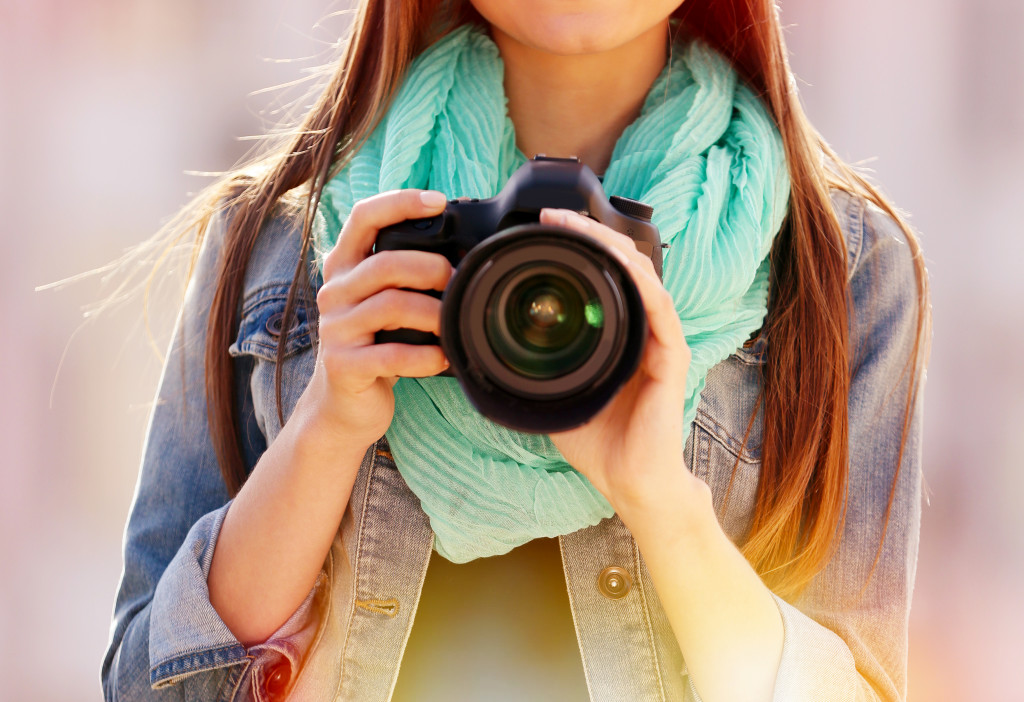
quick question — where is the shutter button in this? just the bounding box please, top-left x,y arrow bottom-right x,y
265,661 -> 291,699
597,566 -> 632,599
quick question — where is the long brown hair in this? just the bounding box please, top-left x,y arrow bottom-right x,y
167,0 -> 929,599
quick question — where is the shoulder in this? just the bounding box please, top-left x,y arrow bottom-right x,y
829,188 -> 927,372
201,195 -> 317,296
830,188 -> 921,291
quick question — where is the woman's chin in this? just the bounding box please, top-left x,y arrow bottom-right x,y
472,0 -> 681,58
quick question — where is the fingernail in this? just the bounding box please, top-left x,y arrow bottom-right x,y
544,208 -> 567,225
420,191 -> 447,208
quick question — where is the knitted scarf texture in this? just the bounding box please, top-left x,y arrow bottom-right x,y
314,24 -> 789,562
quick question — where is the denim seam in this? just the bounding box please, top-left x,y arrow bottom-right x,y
694,409 -> 760,464
150,643 -> 249,688
557,533 -> 596,702
228,657 -> 253,702
336,442 -> 379,700
286,566 -> 334,697
730,348 -> 766,366
232,291 -> 314,361
845,194 -> 866,283
695,424 -> 711,483
240,291 -> 301,317
234,335 -> 313,360
633,539 -> 667,701
240,284 -> 296,314
386,531 -> 435,701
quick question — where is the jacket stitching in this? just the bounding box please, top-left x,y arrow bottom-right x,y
336,443 -> 378,700
729,348 -> 766,366
286,568 -> 334,698
386,532 -> 435,702
694,409 -> 761,464
558,533 -> 597,701
240,285 -> 294,315
236,336 -> 313,358
150,643 -> 249,683
633,540 -> 667,701
228,657 -> 251,702
845,193 -> 866,283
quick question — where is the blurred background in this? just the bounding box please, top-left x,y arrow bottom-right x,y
2,0 -> 1022,700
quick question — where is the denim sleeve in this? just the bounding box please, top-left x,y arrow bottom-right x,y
764,195 -> 925,701
681,193 -> 926,701
101,210 -> 328,701
682,196 -> 926,702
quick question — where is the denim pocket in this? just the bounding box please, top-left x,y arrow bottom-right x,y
691,414 -> 761,544
229,284 -> 317,441
228,284 -> 314,361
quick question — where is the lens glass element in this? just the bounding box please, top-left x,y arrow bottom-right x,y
486,265 -> 604,380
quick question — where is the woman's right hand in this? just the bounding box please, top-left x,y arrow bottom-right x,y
300,189 -> 454,453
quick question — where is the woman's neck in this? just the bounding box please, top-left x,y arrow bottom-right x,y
491,20 -> 670,176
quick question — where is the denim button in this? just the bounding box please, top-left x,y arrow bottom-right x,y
265,312 -> 284,337
597,566 -> 632,599
265,661 -> 291,699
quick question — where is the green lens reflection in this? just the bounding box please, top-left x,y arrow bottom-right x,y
486,266 -> 603,380
584,300 -> 604,328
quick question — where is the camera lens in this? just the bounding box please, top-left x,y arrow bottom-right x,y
441,224 -> 647,433
486,265 -> 603,380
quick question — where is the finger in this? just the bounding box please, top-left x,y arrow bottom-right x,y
540,210 -> 687,379
320,289 -> 444,346
318,250 -> 453,309
324,343 -> 449,392
543,207 -> 665,299
539,208 -> 658,278
618,254 -> 686,356
322,189 -> 448,278
630,274 -> 689,386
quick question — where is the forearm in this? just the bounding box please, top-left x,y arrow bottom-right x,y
619,476 -> 784,702
207,396 -> 369,647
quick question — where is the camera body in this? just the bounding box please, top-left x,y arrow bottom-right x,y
375,155 -> 662,280
374,155 -> 662,433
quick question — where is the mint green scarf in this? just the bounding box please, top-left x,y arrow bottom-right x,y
314,24 -> 789,562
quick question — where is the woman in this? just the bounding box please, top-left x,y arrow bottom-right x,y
102,1 -> 929,700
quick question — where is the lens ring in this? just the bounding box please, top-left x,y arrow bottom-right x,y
440,224 -> 648,431
486,264 -> 603,380
456,236 -> 628,401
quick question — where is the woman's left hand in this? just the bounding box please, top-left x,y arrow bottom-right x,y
539,208 -> 702,519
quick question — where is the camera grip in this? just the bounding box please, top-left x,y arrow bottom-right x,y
374,317 -> 454,378
373,286 -> 443,347
374,328 -> 439,346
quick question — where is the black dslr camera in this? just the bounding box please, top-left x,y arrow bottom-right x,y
374,155 -> 662,433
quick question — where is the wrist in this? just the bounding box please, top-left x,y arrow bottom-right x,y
615,468 -> 717,546
285,392 -> 376,472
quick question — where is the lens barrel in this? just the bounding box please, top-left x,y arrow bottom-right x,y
485,262 -> 604,381
441,224 -> 646,433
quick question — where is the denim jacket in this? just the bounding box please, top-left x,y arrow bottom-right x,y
102,189 -> 924,702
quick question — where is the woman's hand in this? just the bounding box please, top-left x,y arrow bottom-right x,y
539,208 -> 703,521
211,191 -> 453,647
298,189 -> 454,454
542,210 -> 783,702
